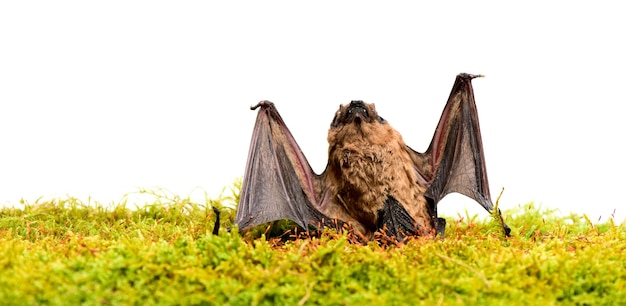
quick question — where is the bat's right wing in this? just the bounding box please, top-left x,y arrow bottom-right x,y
409,73 -> 511,236
236,101 -> 333,232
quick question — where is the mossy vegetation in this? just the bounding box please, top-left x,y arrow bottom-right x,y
1,184 -> 624,305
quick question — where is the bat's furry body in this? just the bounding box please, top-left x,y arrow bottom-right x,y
236,73 -> 510,240
322,102 -> 432,236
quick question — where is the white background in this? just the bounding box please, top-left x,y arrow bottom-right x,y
1,2 -> 624,223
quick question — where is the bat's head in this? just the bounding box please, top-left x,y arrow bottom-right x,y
330,100 -> 386,129
328,100 -> 403,148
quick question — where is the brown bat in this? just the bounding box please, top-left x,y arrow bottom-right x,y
236,73 -> 510,240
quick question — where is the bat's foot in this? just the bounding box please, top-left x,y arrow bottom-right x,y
212,207 -> 220,235
503,222 -> 511,237
434,217 -> 446,240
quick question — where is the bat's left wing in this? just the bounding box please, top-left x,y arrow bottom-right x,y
409,73 -> 511,236
236,101 -> 334,232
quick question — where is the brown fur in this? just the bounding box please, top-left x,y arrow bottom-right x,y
320,102 -> 433,238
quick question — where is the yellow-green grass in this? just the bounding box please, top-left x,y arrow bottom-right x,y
0,184 -> 624,305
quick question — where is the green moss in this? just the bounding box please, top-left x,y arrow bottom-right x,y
0,187 -> 624,305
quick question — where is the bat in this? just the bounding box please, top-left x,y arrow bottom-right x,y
236,73 -> 511,240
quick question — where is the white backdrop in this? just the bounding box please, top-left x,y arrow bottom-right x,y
1,2 -> 624,222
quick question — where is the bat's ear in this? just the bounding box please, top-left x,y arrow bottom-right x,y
366,102 -> 387,124
364,102 -> 376,112
330,104 -> 347,128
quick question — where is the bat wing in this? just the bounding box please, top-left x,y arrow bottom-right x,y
236,101 -> 333,232
410,73 -> 510,236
